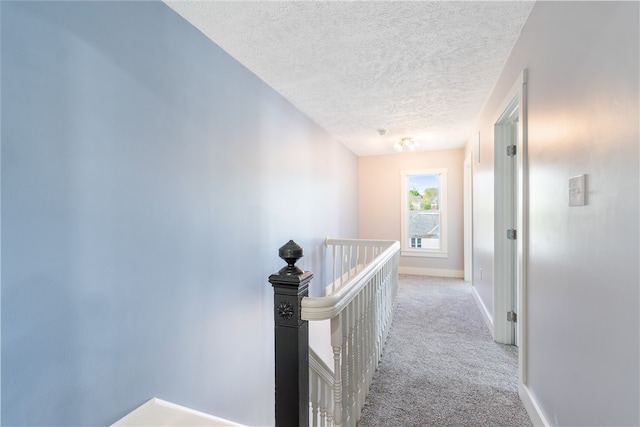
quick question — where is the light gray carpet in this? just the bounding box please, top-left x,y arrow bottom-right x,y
357,275 -> 533,427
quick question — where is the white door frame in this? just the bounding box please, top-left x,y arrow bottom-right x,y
463,153 -> 473,282
494,99 -> 518,345
493,70 -> 528,382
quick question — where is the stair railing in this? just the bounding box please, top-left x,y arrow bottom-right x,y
269,238 -> 399,427
304,238 -> 399,427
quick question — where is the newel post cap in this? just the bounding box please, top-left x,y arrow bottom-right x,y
277,240 -> 304,276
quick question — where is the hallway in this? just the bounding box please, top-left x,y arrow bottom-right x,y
358,275 -> 531,427
2,2 -> 637,424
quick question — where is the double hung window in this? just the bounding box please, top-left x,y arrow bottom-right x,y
400,169 -> 448,258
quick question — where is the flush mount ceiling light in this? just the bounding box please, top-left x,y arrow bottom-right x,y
394,137 -> 416,152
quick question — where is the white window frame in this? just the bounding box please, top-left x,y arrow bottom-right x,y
400,169 -> 448,258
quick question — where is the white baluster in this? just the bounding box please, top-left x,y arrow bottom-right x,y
361,286 -> 366,396
310,369 -> 318,427
331,244 -> 337,294
325,379 -> 333,427
342,303 -> 351,424
319,378 -> 327,427
342,302 -> 353,425
318,373 -> 326,427
353,292 -> 362,420
365,280 -> 374,391
351,298 -> 358,423
351,244 -> 355,275
331,315 -> 343,427
340,245 -> 345,289
363,245 -> 369,267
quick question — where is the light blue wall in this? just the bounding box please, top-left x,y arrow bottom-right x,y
1,2 -> 358,425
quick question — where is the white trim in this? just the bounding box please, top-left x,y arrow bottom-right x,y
471,285 -> 494,339
493,116 -> 517,345
309,347 -> 334,384
491,69 -> 531,394
111,398 -> 245,426
518,70 -> 529,385
398,266 -> 463,278
519,384 -> 550,427
493,77 -> 522,345
463,153 -> 473,281
400,249 -> 448,258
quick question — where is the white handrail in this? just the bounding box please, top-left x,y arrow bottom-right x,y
324,237 -> 398,247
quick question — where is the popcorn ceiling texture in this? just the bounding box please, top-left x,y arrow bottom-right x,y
165,1 -> 534,156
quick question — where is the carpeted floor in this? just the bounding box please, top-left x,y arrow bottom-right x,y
357,275 -> 533,427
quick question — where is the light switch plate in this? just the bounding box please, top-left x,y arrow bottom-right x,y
569,175 -> 586,206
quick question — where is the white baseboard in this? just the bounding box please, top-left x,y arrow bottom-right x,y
111,398 -> 245,427
471,285 -> 494,340
519,383 -> 550,427
398,266 -> 464,278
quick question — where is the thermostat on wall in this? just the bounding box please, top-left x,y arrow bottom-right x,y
569,175 -> 586,206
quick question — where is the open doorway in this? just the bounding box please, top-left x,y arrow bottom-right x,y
494,98 -> 519,345
493,71 -> 528,371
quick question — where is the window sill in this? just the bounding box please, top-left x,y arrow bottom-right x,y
401,249 -> 448,258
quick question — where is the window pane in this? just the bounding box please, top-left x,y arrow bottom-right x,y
407,174 -> 440,250
401,168 -> 447,258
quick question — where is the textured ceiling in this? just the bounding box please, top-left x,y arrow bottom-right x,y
165,1 -> 535,156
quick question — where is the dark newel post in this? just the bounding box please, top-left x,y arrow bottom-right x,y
269,240 -> 313,427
